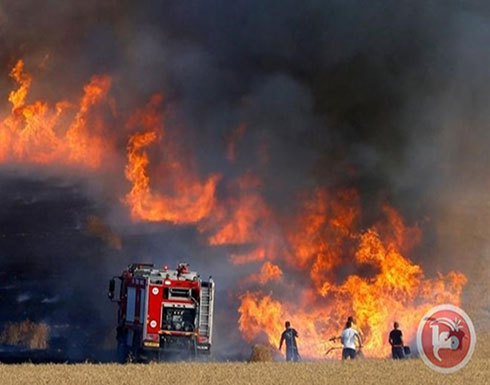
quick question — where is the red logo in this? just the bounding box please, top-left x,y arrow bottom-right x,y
417,305 -> 476,373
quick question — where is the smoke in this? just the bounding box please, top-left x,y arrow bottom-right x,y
0,0 -> 489,359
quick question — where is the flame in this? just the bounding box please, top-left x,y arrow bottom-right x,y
208,174 -> 268,245
8,60 -> 31,111
230,247 -> 267,265
244,262 -> 283,285
287,189 -> 359,283
237,188 -> 467,358
238,292 -> 284,343
0,60 -> 112,167
201,173 -> 284,266
66,75 -> 113,167
124,94 -> 220,224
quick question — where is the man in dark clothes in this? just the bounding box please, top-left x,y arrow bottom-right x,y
279,321 -> 300,361
389,322 -> 405,359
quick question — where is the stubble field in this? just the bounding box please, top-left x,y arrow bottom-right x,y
0,357 -> 489,385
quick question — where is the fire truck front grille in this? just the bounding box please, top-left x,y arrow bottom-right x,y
161,307 -> 196,332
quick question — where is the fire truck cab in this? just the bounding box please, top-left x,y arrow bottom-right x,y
108,263 -> 215,362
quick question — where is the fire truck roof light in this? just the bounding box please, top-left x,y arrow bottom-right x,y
164,279 -> 171,285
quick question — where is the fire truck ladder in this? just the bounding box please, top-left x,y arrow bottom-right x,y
198,278 -> 215,344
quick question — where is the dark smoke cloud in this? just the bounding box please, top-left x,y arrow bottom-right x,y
1,0 -> 489,359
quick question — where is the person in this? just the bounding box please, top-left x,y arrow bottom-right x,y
347,316 -> 364,356
279,321 -> 300,361
389,321 -> 405,359
341,320 -> 362,360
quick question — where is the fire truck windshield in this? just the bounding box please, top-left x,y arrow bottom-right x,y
168,288 -> 191,299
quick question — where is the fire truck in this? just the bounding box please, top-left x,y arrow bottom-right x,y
108,263 -> 215,362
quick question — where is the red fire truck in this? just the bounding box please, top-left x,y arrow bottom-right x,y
108,263 -> 215,362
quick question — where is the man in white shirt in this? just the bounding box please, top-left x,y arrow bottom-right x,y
341,320 -> 362,360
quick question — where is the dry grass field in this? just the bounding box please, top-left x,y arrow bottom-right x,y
1,334 -> 488,385
0,358 -> 489,385
0,320 -> 50,349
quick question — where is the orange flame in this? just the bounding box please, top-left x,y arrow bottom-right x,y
230,247 -> 268,265
124,94 -> 220,224
287,189 -> 359,284
8,60 -> 32,111
208,174 -> 268,245
201,173 -> 285,266
243,262 -> 283,285
237,188 -> 466,358
0,60 -> 112,167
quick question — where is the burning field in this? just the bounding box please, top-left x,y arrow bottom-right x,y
0,0 -> 489,367
0,57 -> 468,360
